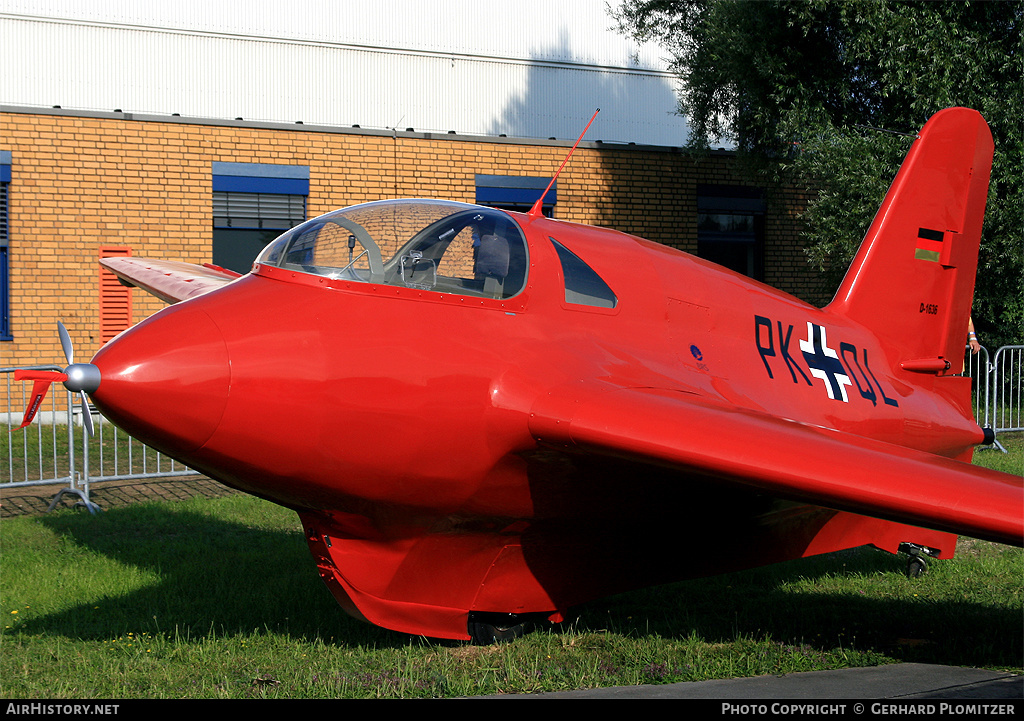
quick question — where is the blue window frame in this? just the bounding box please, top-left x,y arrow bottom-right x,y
212,163 -> 309,274
476,175 -> 555,216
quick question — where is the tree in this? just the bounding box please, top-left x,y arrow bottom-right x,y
612,0 -> 1022,348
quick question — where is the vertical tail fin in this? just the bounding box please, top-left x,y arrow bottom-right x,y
826,108 -> 993,372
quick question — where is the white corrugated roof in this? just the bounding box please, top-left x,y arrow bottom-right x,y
0,0 -> 690,144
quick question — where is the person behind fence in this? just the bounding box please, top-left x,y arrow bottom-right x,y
968,317 -> 981,354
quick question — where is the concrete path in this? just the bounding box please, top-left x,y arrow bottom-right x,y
485,663 -> 1022,700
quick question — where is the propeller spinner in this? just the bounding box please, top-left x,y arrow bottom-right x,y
13,322 -> 100,435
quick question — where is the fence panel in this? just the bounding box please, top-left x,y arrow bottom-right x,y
2,368 -> 76,489
992,345 -> 1023,434
962,345 -> 991,429
2,368 -> 202,512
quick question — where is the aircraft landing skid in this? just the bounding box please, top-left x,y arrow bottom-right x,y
467,612 -> 552,645
898,542 -> 939,578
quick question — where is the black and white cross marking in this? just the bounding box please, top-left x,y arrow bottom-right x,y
799,322 -> 852,402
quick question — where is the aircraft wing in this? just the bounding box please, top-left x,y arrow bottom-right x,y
529,384 -> 1023,547
100,257 -> 242,304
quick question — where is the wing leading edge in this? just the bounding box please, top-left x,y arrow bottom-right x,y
529,384 -> 1023,547
101,257 -> 241,305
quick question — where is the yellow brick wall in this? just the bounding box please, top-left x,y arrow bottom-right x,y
0,109 -> 817,374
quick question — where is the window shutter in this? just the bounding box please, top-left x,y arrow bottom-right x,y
212,191 -> 306,229
99,247 -> 132,343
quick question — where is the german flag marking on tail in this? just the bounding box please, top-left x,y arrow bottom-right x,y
914,227 -> 944,262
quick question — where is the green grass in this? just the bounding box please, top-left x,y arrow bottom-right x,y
976,431 -> 1024,476
0,438 -> 1021,699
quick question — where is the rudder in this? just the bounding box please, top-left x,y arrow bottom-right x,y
826,108 -> 994,373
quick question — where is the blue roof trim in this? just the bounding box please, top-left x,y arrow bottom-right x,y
212,162 -> 309,194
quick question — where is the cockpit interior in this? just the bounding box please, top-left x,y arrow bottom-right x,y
257,200 -> 529,300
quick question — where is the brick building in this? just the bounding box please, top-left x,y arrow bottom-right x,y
0,1 -> 820,379
0,105 -> 816,372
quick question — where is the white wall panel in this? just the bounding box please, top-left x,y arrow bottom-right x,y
0,0 -> 690,145
2,0 -> 670,67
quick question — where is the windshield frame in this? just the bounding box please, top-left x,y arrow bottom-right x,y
253,199 -> 531,307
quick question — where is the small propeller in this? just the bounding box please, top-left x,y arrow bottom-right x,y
12,321 -> 101,436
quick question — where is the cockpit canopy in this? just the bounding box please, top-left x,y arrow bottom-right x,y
256,200 -> 529,300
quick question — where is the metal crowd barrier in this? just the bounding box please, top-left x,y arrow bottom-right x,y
991,345 -> 1023,434
961,344 -> 1023,453
962,345 -> 991,429
2,368 -> 202,513
2,345 -> 1021,514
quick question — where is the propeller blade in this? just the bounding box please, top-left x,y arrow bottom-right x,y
58,321 -> 74,365
79,392 -> 94,437
11,324 -> 98,436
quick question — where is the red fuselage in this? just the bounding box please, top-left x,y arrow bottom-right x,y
86,205 -> 983,639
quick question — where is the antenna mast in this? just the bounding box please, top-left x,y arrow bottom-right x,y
528,108 -> 600,218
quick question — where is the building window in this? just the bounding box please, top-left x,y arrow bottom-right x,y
697,185 -> 765,280
476,175 -> 555,216
1,151 -> 11,341
212,163 -> 308,274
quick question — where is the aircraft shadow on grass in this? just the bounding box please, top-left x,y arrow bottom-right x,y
22,504 -> 1021,668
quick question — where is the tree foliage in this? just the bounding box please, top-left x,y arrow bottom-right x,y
613,0 -> 1022,347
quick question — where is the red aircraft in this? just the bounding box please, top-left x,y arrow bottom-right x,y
15,107 -> 1023,643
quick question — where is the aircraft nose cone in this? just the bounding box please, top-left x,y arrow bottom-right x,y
90,304 -> 230,456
